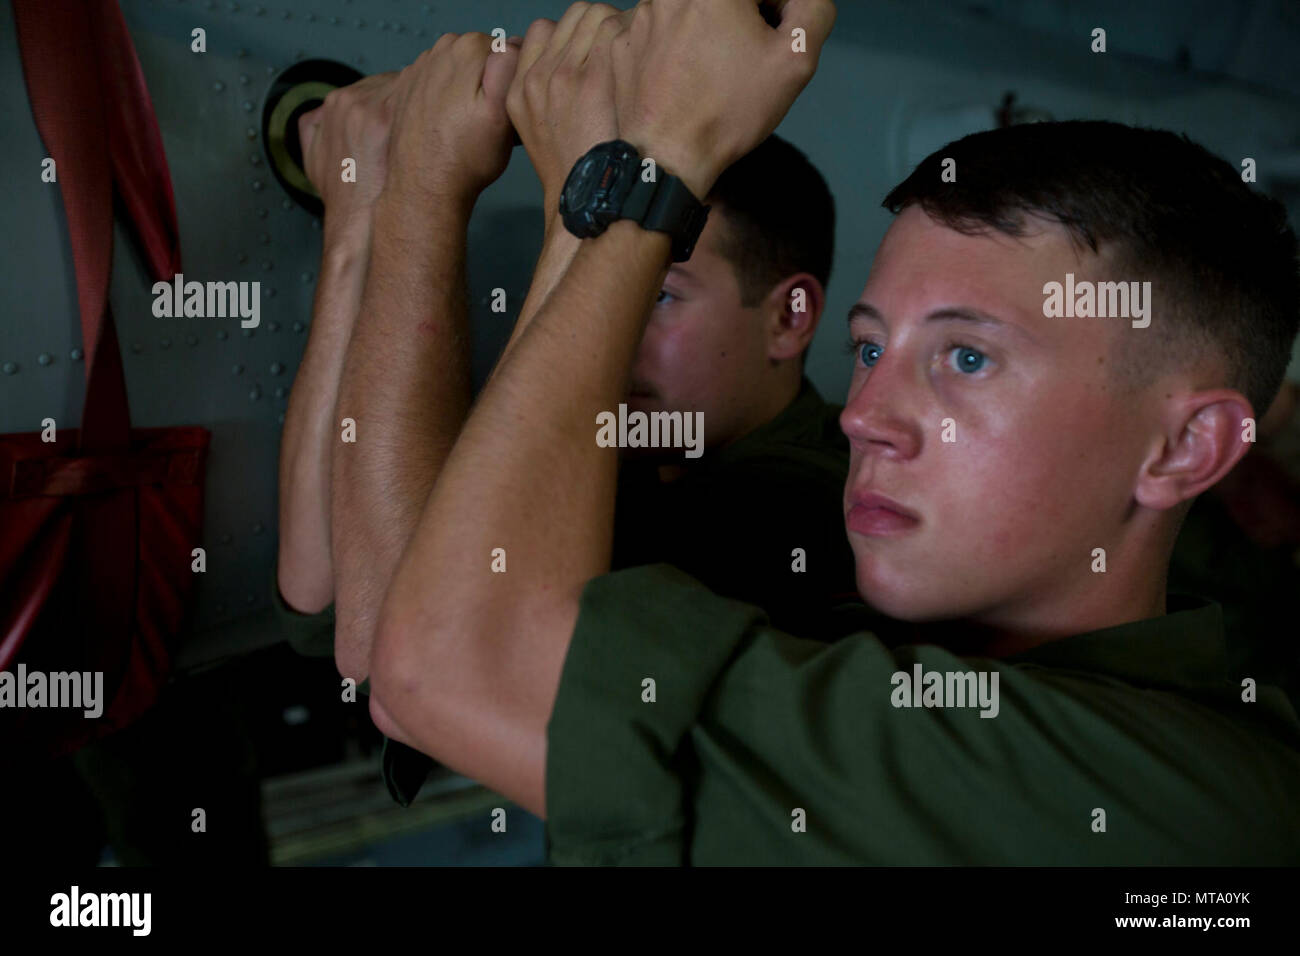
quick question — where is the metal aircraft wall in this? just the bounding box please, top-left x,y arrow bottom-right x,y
3,0 -> 1299,667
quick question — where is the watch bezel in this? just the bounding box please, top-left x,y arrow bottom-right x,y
559,140 -> 641,239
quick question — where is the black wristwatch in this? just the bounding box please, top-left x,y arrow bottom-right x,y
558,139 -> 710,263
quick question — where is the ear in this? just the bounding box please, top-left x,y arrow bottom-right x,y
1134,388 -> 1256,511
764,272 -> 825,362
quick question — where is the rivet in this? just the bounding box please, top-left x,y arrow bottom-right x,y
267,320 -> 280,332
37,352 -> 52,366
236,252 -> 248,265
233,364 -> 244,375
277,412 -> 285,425
242,100 -> 254,112
251,180 -> 263,195
131,342 -> 142,354
377,19 -> 386,29
245,127 -> 257,140
292,321 -> 304,333
243,328 -> 256,338
282,10 -> 291,20
270,362 -> 284,375
311,219 -> 320,230
259,232 -> 270,244
245,593 -> 256,604
266,65 -> 275,76
70,348 -> 83,361
255,5 -> 265,15
228,2 -> 239,12
205,0 -> 215,9
240,74 -> 250,85
249,385 -> 262,400
213,80 -> 225,93
282,198 -> 293,210
354,18 -> 364,28
307,12 -> 317,22
187,334 -> 199,346
250,154 -> 262,167
330,16 -> 339,26
266,287 -> 277,298
274,386 -> 287,399
2,362 -> 17,375
294,50 -> 305,61
238,48 -> 249,59
252,521 -> 264,534
300,271 -> 313,283
160,338 -> 171,349
217,329 -> 228,341
256,208 -> 268,218
220,533 -> 232,544
417,27 -> 427,37
262,260 -> 273,271
396,23 -> 406,34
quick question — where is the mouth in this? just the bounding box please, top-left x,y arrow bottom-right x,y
846,491 -> 921,537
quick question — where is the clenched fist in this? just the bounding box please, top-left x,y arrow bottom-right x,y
610,0 -> 836,197
507,3 -> 628,222
298,72 -> 399,234
386,32 -> 523,206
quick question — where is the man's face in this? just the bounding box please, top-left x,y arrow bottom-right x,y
625,208 -> 774,453
841,205 -> 1155,628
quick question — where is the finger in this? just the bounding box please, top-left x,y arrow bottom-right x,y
770,0 -> 836,59
482,38 -> 522,106
539,1 -> 597,67
297,107 -> 322,161
562,2 -> 624,68
516,17 -> 557,75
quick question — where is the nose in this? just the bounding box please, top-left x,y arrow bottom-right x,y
838,350 -> 924,462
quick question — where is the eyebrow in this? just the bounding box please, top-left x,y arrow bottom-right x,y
665,265 -> 700,287
847,302 -> 1038,342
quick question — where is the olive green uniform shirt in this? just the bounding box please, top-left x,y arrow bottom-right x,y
546,563 -> 1300,864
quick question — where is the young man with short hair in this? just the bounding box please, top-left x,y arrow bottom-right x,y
365,0 -> 1300,863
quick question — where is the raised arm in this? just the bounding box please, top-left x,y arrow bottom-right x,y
369,0 -> 836,816
276,74 -> 396,616
329,34 -> 522,682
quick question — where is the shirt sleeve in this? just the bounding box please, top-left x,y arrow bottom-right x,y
545,565 -> 1300,865
546,563 -> 772,864
269,561 -> 336,659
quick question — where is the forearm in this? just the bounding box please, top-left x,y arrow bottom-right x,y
491,212 -> 581,373
276,225 -> 370,613
373,222 -> 672,810
330,184 -> 475,681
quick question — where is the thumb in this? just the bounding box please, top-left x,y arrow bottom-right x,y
482,37 -> 523,106
297,106 -> 322,163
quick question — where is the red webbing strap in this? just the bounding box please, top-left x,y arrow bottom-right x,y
11,0 -> 182,663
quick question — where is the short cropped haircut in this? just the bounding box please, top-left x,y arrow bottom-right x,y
883,120 -> 1300,415
707,134 -> 836,311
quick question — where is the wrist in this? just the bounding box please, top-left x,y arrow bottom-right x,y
623,136 -> 720,201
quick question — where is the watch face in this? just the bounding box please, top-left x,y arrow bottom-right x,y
561,141 -> 638,237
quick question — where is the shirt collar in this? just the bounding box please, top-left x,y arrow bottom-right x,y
1001,593 -> 1229,691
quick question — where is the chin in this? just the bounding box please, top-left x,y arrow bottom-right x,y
852,551 -> 960,622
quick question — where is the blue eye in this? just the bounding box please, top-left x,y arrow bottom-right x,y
655,289 -> 676,306
948,346 -> 987,374
859,342 -> 883,367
